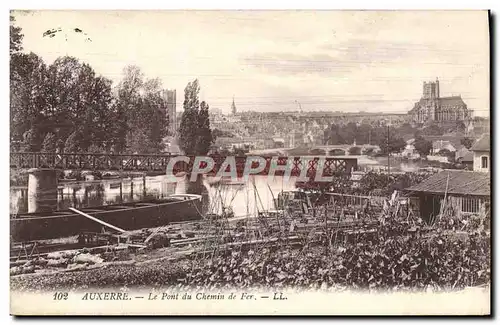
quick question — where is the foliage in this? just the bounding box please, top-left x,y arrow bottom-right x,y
10,15 -> 23,55
196,101 -> 213,155
379,134 -> 406,155
355,172 -> 432,196
324,123 -> 416,148
10,24 -> 169,155
461,137 -> 474,149
20,129 -> 39,152
421,123 -> 444,137
11,215 -> 490,292
296,171 -> 433,197
115,67 -> 168,154
413,136 -> 432,156
64,131 -> 79,153
41,132 -> 56,152
212,128 -> 235,139
179,80 -> 213,155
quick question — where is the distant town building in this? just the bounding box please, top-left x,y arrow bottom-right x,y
431,140 -> 458,155
163,89 -> 177,135
408,78 -> 473,124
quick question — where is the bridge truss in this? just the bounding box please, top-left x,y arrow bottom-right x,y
10,152 -> 357,177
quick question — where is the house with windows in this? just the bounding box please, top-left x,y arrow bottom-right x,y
404,134 -> 490,221
471,134 -> 490,172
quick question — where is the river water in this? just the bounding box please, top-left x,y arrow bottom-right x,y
10,156 -> 431,216
10,175 -> 298,217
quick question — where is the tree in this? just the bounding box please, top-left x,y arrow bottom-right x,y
461,137 -> 474,149
21,129 -> 39,152
455,121 -> 466,133
115,67 -> 168,154
10,15 -> 23,55
438,149 -> 455,162
414,136 -> 433,156
212,128 -> 235,139
41,132 -> 56,152
43,57 -> 114,152
379,128 -> 406,155
421,123 -> 444,136
142,78 -> 168,153
348,146 -> 362,155
179,79 -> 213,155
10,53 -> 48,147
438,148 -> 452,157
126,129 -> 150,154
194,101 -> 213,155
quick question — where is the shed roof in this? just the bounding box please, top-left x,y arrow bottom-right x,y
405,170 -> 490,196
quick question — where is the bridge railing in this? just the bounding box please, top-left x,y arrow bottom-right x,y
10,152 -> 357,176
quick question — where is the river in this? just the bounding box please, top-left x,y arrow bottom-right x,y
10,175 -> 298,217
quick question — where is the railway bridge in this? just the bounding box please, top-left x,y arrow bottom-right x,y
10,152 -> 357,213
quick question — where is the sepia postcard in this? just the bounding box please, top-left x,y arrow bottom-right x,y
9,10 -> 491,316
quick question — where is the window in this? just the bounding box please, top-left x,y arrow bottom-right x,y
461,197 -> 481,214
481,156 -> 489,169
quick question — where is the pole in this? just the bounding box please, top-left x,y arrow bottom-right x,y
387,124 -> 390,177
130,178 -> 134,200
69,207 -> 127,233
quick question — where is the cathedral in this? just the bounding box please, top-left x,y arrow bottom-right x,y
408,78 -> 473,124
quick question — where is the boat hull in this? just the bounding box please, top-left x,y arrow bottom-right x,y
10,194 -> 203,242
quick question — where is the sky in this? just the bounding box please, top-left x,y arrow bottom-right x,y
12,10 -> 490,116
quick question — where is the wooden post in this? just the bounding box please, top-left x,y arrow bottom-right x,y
119,172 -> 123,203
143,174 -> 147,198
130,178 -> 134,200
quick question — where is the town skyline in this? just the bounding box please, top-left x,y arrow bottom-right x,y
12,10 -> 490,116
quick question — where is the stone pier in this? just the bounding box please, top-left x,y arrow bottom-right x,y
27,168 -> 58,213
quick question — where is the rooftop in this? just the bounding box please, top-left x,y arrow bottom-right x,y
438,96 -> 467,107
405,170 -> 490,197
470,134 -> 490,152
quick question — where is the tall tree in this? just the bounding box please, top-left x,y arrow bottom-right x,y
10,53 -> 48,147
142,78 -> 168,153
179,79 -> 201,155
116,66 -> 165,153
196,101 -> 213,155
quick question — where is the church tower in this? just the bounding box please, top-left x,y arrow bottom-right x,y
231,96 -> 237,115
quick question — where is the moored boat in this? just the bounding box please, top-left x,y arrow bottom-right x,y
10,194 -> 203,242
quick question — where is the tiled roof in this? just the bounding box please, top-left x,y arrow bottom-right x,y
471,134 -> 490,152
405,170 -> 490,196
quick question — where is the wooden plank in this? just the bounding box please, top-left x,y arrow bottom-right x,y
69,208 -> 127,233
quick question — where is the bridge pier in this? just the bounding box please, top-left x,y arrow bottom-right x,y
27,168 -> 58,213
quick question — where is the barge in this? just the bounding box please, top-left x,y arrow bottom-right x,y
10,194 -> 203,242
